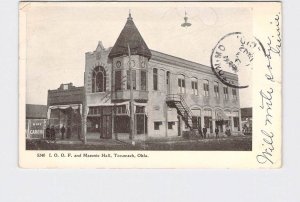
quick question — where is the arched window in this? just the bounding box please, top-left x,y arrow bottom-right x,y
92,66 -> 106,93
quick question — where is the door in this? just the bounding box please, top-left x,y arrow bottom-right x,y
136,114 -> 148,134
101,115 -> 112,139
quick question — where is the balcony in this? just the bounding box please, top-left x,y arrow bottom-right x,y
111,90 -> 148,101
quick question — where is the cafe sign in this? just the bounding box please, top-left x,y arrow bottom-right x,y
27,119 -> 47,139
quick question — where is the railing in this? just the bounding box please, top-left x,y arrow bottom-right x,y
166,94 -> 193,128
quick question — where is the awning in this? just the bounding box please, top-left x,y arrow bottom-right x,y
215,110 -> 229,121
47,104 -> 82,119
87,102 -> 148,115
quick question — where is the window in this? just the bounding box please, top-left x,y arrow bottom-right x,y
127,70 -> 136,90
191,78 -> 198,95
154,122 -> 162,130
168,122 -> 175,129
115,70 -> 122,91
232,88 -> 237,100
115,105 -> 127,115
203,80 -> 209,96
140,70 -> 147,91
223,86 -> 229,100
89,106 -> 101,115
63,84 -> 68,90
178,75 -> 185,94
92,66 -> 106,92
153,68 -> 158,90
214,82 -> 219,98
136,106 -> 145,114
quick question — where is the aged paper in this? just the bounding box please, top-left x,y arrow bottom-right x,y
19,2 -> 281,168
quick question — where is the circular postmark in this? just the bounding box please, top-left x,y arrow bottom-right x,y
210,32 -> 263,88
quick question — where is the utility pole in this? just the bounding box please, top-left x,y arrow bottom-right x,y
128,43 -> 135,145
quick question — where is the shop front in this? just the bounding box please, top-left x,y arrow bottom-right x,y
47,104 -> 82,140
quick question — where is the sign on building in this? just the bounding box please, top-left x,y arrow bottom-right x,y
26,119 -> 47,139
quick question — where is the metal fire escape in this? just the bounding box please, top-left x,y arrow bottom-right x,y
166,94 -> 193,129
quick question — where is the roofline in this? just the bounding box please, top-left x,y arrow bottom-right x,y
150,49 -> 238,80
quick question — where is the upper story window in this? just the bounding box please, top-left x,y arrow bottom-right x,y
92,66 -> 106,93
153,68 -> 158,91
191,78 -> 198,95
178,75 -> 185,94
141,70 -> 147,91
232,88 -> 237,100
115,70 -> 122,91
223,86 -> 229,100
214,82 -> 219,98
127,70 -> 136,90
203,80 -> 209,97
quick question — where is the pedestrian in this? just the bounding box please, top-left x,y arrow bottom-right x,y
203,127 -> 207,139
45,125 -> 50,141
215,127 -> 219,139
50,125 -> 56,142
225,125 -> 231,137
66,126 -> 71,139
60,125 -> 66,140
198,125 -> 203,139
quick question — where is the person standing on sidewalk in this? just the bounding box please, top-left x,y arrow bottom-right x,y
50,125 -> 56,142
198,125 -> 203,139
203,127 -> 207,139
215,127 -> 219,139
45,125 -> 50,141
60,125 -> 65,140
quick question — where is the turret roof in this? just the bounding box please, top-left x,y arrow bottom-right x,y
108,13 -> 152,59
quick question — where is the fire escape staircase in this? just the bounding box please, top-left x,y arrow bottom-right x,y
166,94 -> 193,130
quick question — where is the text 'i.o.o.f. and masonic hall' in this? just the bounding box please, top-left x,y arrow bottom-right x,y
47,13 -> 242,142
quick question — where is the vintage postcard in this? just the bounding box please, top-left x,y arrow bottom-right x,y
19,2 -> 282,168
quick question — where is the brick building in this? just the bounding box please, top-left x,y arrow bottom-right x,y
47,83 -> 84,139
81,13 -> 242,141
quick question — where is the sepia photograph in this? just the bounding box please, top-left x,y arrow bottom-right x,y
19,2 -> 281,168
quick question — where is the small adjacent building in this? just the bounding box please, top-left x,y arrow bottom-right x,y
47,83 -> 84,140
26,104 -> 47,139
241,107 -> 252,135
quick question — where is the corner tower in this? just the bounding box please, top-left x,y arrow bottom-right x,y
109,13 -> 151,102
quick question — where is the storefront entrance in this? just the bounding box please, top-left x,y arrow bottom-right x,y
87,106 -> 113,139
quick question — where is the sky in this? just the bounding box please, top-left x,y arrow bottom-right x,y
24,2 -> 253,107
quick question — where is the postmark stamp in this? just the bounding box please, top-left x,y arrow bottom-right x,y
210,32 -> 264,88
